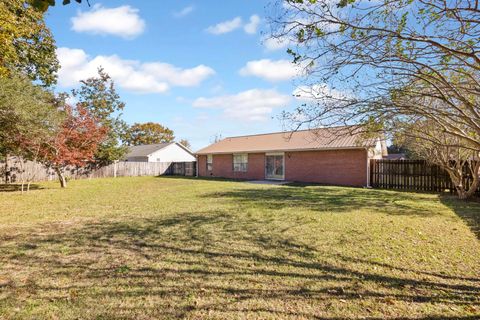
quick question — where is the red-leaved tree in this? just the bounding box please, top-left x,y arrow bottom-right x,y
38,105 -> 107,188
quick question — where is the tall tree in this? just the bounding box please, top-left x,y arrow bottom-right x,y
124,122 -> 175,146
270,0 -> 480,197
72,68 -> 128,164
36,104 -> 107,188
0,0 -> 59,86
0,75 -> 60,183
270,0 -> 480,148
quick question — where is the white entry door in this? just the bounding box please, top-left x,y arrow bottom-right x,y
265,153 -> 285,180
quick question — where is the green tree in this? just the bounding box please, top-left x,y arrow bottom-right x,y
0,0 -> 59,86
125,122 -> 175,146
0,75 -> 61,183
30,0 -> 85,12
72,68 -> 128,164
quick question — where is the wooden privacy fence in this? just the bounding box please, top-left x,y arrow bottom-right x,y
370,159 -> 480,194
0,159 -> 196,184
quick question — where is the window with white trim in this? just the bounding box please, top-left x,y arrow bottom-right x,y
207,154 -> 213,171
233,154 -> 248,172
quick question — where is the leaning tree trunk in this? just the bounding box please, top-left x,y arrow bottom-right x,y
54,167 -> 67,188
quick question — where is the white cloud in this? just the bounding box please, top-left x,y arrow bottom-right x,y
239,59 -> 302,82
193,89 -> 290,121
56,47 -> 215,94
244,15 -> 261,34
71,4 -> 145,39
206,17 -> 243,35
293,84 -> 350,101
174,5 -> 194,18
262,37 -> 291,51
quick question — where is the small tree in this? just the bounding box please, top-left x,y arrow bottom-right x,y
124,122 -> 175,146
38,105 -> 107,188
398,121 -> 480,199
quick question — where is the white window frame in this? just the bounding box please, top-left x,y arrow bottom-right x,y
207,154 -> 213,171
233,153 -> 248,172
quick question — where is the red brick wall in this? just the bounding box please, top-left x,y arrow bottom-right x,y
197,153 -> 265,180
197,149 -> 368,186
285,149 -> 368,187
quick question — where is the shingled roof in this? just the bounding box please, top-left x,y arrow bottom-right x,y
196,126 -> 378,155
125,142 -> 174,158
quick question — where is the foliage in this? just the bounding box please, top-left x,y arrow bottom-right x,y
0,75 -> 60,158
72,68 -> 128,164
29,0 -> 85,12
36,104 -> 107,188
0,178 -> 478,318
179,139 -> 191,149
270,0 -> 480,197
397,120 -> 480,199
0,0 -> 59,86
124,122 -> 175,146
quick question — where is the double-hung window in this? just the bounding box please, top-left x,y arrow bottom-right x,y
233,154 -> 248,172
207,155 -> 213,171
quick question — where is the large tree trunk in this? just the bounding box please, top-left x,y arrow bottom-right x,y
55,167 -> 67,188
448,165 -> 480,200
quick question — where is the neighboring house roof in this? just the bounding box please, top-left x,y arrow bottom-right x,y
196,126 -> 380,155
125,142 -> 174,158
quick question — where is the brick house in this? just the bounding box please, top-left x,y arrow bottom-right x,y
195,126 -> 387,187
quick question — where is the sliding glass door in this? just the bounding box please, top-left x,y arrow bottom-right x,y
265,153 -> 284,180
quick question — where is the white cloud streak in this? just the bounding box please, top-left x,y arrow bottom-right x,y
244,15 -> 261,34
239,59 -> 302,82
174,5 -> 194,18
206,17 -> 243,34
192,89 -> 290,121
56,47 -> 215,94
71,4 -> 145,39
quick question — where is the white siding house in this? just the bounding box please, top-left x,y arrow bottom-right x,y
125,142 -> 195,162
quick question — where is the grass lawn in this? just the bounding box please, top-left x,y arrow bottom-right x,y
0,177 -> 479,319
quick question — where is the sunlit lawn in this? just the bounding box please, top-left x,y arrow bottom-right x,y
0,177 -> 479,319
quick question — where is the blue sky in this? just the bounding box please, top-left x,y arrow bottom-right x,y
45,0 -> 305,150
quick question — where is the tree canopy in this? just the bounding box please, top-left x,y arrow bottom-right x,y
0,75 -> 60,158
270,0 -> 480,197
179,139 -> 191,150
72,68 -> 128,164
0,0 -> 59,86
124,122 -> 175,146
29,0 -> 85,12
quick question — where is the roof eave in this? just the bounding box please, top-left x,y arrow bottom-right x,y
195,145 -> 372,155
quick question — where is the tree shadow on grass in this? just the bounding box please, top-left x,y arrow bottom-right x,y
0,183 -> 43,192
440,195 -> 480,240
202,185 -> 444,217
0,209 -> 478,319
